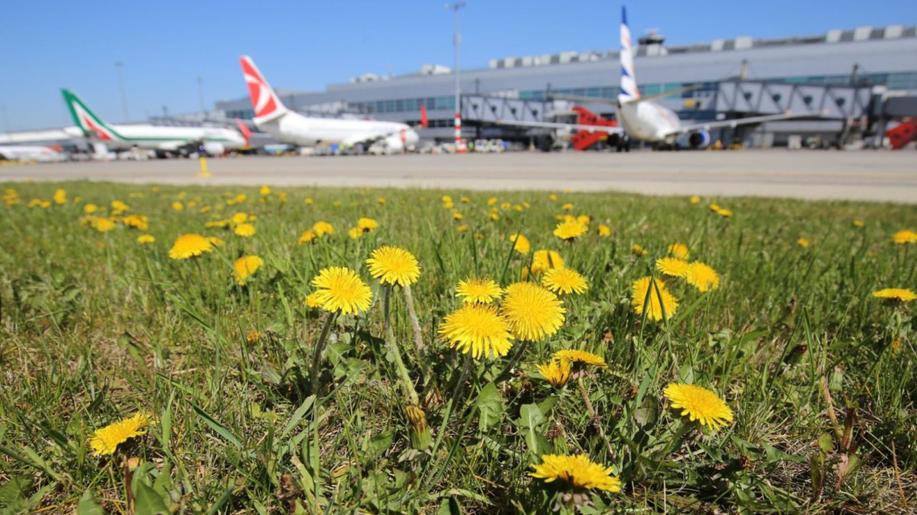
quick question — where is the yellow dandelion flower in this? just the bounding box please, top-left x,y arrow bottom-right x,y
231,212 -> 248,224
233,255 -> 264,286
376,196 -> 385,205
234,223 -> 256,237
509,233 -> 531,255
89,412 -> 150,456
892,229 -> 917,245
487,196 -> 498,206
852,219 -> 865,228
366,245 -> 421,286
455,224 -> 469,233
685,262 -> 720,292
122,214 -> 149,230
111,200 -> 129,213
561,203 -> 574,211
168,233 -> 214,260
439,304 -> 513,359
668,242 -> 689,259
357,217 -> 379,232
83,203 -> 98,214
304,196 -> 314,205
631,276 -> 678,321
663,383 -> 734,431
452,210 -> 464,221
542,267 -> 588,295
313,221 -> 334,237
872,288 -> 916,303
457,278 -> 503,304
690,195 -> 701,204
597,224 -> 612,237
298,229 -> 317,244
537,360 -> 572,387
310,266 -> 372,315
136,234 -> 155,245
304,291 -> 323,308
171,201 -> 184,211
656,257 -> 690,278
259,185 -> 271,196
348,227 -> 363,239
530,250 -> 564,275
92,217 -> 117,232
53,189 -> 67,205
552,349 -> 606,368
631,243 -> 647,256
797,238 -> 810,248
553,220 -> 587,241
530,454 -> 621,492
502,282 -> 565,341
205,219 -> 231,229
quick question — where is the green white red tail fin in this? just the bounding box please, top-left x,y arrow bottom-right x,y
61,89 -> 124,142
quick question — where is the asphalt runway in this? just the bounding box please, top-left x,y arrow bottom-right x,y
2,150 -> 916,203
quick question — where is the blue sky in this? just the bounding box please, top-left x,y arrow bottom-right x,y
2,0 -> 915,130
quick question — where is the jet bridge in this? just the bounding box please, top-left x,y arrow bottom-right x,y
460,95 -> 572,125
712,79 -> 874,119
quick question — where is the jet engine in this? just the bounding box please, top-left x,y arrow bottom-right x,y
686,130 -> 711,149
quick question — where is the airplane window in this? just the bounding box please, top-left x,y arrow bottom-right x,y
772,94 -> 782,103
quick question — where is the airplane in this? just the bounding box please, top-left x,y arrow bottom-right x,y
496,6 -> 812,150
61,89 -> 248,157
239,55 -> 420,153
0,144 -> 67,162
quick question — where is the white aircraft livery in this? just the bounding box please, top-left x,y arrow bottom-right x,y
240,55 -> 419,153
61,89 -> 247,156
497,6 -> 810,149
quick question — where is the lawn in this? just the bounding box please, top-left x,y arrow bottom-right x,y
0,182 -> 914,513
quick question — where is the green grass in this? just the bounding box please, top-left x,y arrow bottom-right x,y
0,181 -> 914,514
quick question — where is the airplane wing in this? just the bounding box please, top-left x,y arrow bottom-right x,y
668,111 -> 817,136
491,119 -> 623,135
0,127 -> 83,145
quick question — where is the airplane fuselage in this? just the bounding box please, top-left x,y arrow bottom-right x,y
101,124 -> 246,152
618,100 -> 681,143
259,111 -> 419,150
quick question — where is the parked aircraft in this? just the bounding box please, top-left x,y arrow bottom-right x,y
239,55 -> 419,153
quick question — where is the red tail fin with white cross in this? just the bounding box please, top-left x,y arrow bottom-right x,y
239,55 -> 289,124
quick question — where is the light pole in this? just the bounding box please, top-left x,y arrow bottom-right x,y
447,1 -> 466,152
114,61 -> 129,121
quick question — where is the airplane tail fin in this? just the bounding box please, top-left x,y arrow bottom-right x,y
61,89 -> 123,142
235,119 -> 252,146
420,104 -> 429,128
618,6 -> 640,104
239,55 -> 289,124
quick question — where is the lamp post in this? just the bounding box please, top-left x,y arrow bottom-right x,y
447,1 -> 466,152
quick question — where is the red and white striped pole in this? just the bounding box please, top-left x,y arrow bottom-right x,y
454,112 -> 465,153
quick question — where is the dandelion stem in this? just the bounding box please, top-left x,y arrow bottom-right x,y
500,232 -> 520,284
577,376 -> 614,458
309,311 -> 338,395
495,340 -> 528,383
402,284 -> 426,355
383,285 -> 420,405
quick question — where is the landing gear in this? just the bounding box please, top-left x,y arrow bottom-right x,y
615,135 -> 631,152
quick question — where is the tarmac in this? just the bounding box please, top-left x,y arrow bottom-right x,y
1,150 -> 916,203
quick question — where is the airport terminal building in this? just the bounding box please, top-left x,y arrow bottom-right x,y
216,24 -> 917,148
